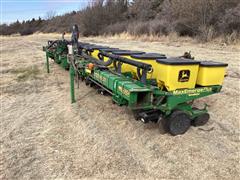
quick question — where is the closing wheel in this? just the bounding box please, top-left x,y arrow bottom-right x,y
192,113 -> 210,127
167,111 -> 191,136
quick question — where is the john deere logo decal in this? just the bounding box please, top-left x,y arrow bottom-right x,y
178,70 -> 190,82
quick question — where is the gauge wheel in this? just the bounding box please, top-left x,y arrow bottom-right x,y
167,111 -> 191,136
192,113 -> 210,127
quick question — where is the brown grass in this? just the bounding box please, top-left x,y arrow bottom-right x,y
13,66 -> 40,81
96,31 -> 240,47
1,34 -> 240,179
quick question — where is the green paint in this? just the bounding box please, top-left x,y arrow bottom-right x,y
46,53 -> 50,73
60,55 -> 69,70
92,69 -> 152,109
43,38 -> 223,121
70,65 -> 76,103
44,40 -> 68,65
164,86 -> 221,111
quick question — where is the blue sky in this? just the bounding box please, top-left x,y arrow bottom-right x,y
1,0 -> 90,24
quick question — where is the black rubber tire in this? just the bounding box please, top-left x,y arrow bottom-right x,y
167,111 -> 191,136
133,110 -> 142,121
192,113 -> 210,127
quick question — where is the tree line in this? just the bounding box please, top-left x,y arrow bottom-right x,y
1,0 -> 240,41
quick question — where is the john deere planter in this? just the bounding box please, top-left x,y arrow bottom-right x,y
43,25 -> 228,136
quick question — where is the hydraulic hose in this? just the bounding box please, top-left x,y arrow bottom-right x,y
46,40 -> 59,50
100,51 -> 152,71
81,52 -> 113,66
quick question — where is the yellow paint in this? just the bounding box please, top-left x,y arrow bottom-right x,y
130,57 -> 158,79
120,55 -> 136,75
118,86 -> 130,97
91,49 -> 100,59
156,63 -> 199,91
91,49 -> 114,67
85,69 -> 91,74
197,66 -> 226,86
173,87 -> 212,95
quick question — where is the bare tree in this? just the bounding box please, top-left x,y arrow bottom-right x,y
45,11 -> 56,20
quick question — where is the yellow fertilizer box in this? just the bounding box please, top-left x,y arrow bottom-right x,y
197,61 -> 228,86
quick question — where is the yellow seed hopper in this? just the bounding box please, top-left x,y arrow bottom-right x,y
130,53 -> 166,79
156,58 -> 200,91
111,50 -> 145,74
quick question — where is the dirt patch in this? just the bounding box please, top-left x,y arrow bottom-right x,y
1,34 -> 240,179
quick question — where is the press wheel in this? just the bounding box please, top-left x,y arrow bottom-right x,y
167,111 -> 191,136
192,113 -> 210,127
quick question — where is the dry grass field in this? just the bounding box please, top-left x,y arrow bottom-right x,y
1,33 -> 240,179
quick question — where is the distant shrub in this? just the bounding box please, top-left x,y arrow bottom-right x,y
0,0 -> 239,42
102,21 -> 128,35
218,3 -> 240,34
149,20 -> 168,36
197,26 -> 216,42
159,0 -> 240,39
79,0 -> 128,36
127,21 -> 150,36
19,28 -> 34,36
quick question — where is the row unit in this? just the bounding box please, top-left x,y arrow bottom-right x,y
80,44 -> 228,91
